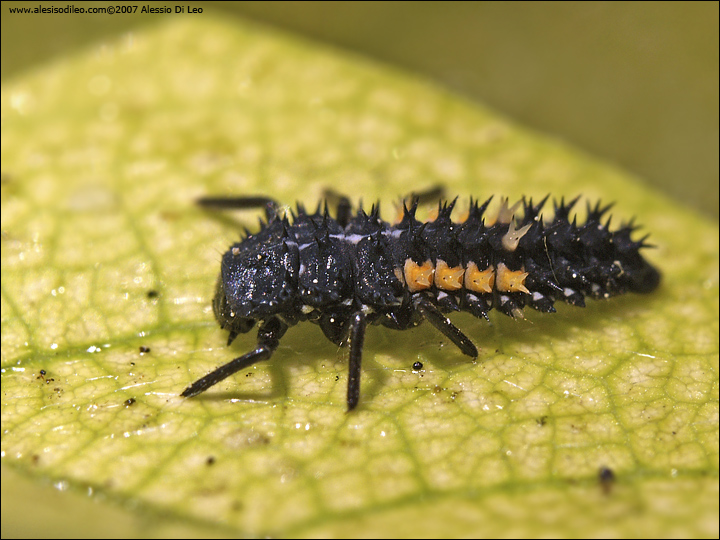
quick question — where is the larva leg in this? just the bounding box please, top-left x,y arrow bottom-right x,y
181,317 -> 288,398
415,296 -> 478,358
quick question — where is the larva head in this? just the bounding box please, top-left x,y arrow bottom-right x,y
209,219 -> 300,347
212,274 -> 255,346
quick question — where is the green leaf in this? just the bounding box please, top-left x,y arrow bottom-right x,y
2,17 -> 718,538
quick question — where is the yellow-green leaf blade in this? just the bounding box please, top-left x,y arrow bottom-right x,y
2,17 -> 718,538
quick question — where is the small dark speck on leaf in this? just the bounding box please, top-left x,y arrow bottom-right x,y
412,361 -> 423,371
599,466 -> 615,494
537,416 -> 548,426
206,456 -> 216,466
146,290 -> 159,299
139,346 -> 151,354
124,398 -> 136,407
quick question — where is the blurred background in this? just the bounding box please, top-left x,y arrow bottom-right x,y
3,1 -> 717,218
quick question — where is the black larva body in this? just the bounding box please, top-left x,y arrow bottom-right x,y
182,194 -> 660,410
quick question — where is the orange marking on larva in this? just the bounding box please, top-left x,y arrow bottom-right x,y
502,221 -> 532,252
394,266 -> 405,285
434,259 -> 465,291
404,258 -> 435,292
488,197 -> 522,226
464,262 -> 495,293
496,262 -> 530,293
426,207 -> 439,222
393,202 -> 405,224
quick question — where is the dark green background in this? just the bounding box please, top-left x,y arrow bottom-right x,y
3,1 -> 717,218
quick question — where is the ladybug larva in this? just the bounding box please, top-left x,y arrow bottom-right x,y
182,191 -> 660,410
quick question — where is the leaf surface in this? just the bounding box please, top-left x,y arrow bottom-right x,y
2,17 -> 718,538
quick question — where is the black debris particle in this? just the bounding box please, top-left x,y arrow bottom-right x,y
412,361 -> 423,371
599,466 -> 616,494
139,346 -> 151,354
124,398 -> 137,407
